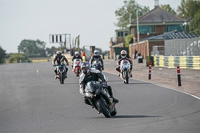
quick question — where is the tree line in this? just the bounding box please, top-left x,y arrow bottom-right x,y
0,39 -> 57,64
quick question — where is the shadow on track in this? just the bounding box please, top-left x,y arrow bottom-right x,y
112,115 -> 161,119
108,80 -> 123,82
124,82 -> 152,85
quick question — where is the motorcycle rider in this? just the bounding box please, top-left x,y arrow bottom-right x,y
116,50 -> 133,77
53,51 -> 69,79
79,62 -> 118,105
72,51 -> 83,68
90,50 -> 104,70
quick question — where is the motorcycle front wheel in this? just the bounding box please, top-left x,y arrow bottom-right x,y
96,99 -> 111,118
76,68 -> 80,77
125,70 -> 129,84
59,73 -> 64,84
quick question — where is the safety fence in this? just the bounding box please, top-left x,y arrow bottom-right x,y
154,55 -> 200,69
165,37 -> 200,56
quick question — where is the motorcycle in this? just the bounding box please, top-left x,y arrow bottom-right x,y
54,63 -> 67,84
119,59 -> 131,84
92,59 -> 103,71
84,81 -> 117,118
73,59 -> 82,77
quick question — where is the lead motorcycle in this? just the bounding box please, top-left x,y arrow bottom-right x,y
119,59 -> 131,84
73,59 -> 82,77
84,81 -> 117,118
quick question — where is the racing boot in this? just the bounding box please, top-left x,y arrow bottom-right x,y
112,97 -> 119,103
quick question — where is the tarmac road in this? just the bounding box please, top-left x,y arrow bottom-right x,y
0,62 -> 200,133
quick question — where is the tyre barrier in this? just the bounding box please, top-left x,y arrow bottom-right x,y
32,59 -> 50,63
154,55 -> 200,69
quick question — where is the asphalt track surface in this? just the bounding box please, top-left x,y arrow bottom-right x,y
0,62 -> 200,133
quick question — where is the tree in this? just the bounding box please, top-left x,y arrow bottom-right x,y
18,39 -> 47,57
46,46 -> 57,57
125,34 -> 133,47
161,4 -> 176,15
0,46 -> 6,63
189,9 -> 200,31
177,0 -> 200,31
177,0 -> 200,17
177,0 -> 187,17
115,0 -> 149,28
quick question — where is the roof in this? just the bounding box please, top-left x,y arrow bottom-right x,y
139,31 -> 198,41
131,7 -> 190,24
115,29 -> 129,32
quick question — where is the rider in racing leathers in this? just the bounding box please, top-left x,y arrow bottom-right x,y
72,51 -> 83,68
90,50 -> 104,70
79,62 -> 118,105
53,51 -> 69,79
116,50 -> 133,77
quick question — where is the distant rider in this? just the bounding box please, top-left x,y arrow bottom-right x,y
53,51 -> 69,79
90,50 -> 104,70
72,51 -> 83,68
79,62 -> 118,105
116,50 -> 133,77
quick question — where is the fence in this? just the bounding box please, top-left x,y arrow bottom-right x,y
165,37 -> 200,56
154,55 -> 200,69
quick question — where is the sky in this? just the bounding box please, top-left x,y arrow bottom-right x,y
0,0 -> 181,53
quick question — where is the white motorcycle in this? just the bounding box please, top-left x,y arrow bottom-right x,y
119,59 -> 131,84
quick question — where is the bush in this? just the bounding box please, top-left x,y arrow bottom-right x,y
9,53 -> 30,63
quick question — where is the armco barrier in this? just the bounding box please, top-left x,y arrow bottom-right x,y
154,56 -> 200,69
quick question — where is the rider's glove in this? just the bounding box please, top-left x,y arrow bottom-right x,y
102,82 -> 107,88
79,87 -> 85,96
102,67 -> 104,70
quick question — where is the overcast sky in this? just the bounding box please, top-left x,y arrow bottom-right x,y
0,0 -> 181,53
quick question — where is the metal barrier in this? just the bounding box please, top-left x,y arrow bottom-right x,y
154,55 -> 200,69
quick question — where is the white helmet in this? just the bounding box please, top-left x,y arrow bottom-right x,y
75,51 -> 79,57
94,50 -> 100,56
56,51 -> 62,56
120,50 -> 127,58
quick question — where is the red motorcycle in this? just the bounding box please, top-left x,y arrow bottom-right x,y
73,59 -> 82,77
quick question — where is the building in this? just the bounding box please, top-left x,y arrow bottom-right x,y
129,6 -> 191,43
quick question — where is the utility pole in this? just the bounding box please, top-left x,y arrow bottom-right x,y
137,10 -> 139,43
